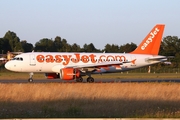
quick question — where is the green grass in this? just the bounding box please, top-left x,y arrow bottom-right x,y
93,72 -> 180,79
0,72 -> 45,80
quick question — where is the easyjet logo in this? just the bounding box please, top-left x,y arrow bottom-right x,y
141,27 -> 160,50
36,53 -> 126,65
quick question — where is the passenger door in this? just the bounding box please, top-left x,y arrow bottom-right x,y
29,54 -> 36,66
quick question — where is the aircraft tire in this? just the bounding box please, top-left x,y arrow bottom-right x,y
28,78 -> 33,82
76,77 -> 83,82
87,77 -> 94,83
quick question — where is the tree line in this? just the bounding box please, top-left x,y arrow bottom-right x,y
0,31 -> 137,53
1,30 -> 180,68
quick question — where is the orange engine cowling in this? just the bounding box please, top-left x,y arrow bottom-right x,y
45,73 -> 59,79
60,68 -> 80,80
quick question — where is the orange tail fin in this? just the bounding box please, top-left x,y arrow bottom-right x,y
131,24 -> 165,55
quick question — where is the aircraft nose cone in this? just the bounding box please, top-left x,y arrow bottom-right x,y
5,62 -> 11,70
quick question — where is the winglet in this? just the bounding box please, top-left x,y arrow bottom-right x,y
131,24 -> 165,55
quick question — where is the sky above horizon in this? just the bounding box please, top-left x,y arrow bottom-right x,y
0,0 -> 180,49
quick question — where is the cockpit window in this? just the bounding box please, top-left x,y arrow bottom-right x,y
12,57 -> 23,61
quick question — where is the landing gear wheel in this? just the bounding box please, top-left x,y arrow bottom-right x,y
28,78 -> 33,82
76,77 -> 83,82
28,72 -> 34,82
87,77 -> 94,83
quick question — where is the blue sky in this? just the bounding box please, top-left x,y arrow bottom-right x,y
0,0 -> 180,49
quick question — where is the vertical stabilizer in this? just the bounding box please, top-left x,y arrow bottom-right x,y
131,24 -> 165,55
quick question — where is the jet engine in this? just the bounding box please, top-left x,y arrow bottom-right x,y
60,68 -> 80,80
45,73 -> 60,79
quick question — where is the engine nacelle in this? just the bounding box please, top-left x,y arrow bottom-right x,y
60,68 -> 80,80
45,73 -> 60,79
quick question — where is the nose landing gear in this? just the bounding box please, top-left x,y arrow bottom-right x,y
28,72 -> 34,82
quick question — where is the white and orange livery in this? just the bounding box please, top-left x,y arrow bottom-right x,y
5,24 -> 167,82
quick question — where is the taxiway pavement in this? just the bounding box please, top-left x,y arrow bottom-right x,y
0,78 -> 180,83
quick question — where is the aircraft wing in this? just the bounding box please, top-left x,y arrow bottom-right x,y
65,61 -> 127,69
51,60 -> 132,73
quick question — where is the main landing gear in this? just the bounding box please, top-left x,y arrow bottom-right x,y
28,72 -> 34,82
76,77 -> 83,82
75,76 -> 94,83
87,76 -> 94,83
86,73 -> 94,83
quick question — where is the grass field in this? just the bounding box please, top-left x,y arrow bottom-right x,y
0,72 -> 180,118
0,83 -> 180,118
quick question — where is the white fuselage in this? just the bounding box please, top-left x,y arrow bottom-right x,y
5,52 -> 166,73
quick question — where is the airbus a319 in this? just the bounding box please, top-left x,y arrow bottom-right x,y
5,24 -> 167,82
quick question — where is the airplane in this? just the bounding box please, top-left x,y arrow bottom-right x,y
5,24 -> 167,82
